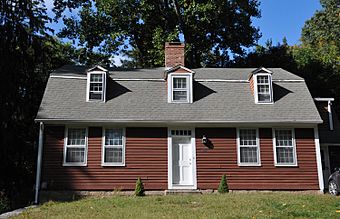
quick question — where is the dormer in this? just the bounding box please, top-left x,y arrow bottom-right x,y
165,66 -> 194,104
86,65 -> 108,102
249,67 -> 274,104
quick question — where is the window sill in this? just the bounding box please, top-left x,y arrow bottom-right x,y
275,163 -> 298,167
63,163 -> 87,167
101,163 -> 125,167
255,101 -> 274,105
238,163 -> 262,167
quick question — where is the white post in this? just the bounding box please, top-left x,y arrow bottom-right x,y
34,122 -> 44,204
314,127 -> 324,193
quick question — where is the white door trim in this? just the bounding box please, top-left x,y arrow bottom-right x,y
167,128 -> 197,190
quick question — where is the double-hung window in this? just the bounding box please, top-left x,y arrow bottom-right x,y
237,129 -> 260,166
64,128 -> 87,166
87,73 -> 105,101
172,76 -> 189,102
102,128 -> 125,166
256,75 -> 272,103
273,129 -> 297,166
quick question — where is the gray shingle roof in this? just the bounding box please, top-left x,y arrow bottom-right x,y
36,66 -> 322,124
51,65 -> 304,80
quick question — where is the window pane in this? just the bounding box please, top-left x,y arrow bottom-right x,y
105,129 -> 123,146
67,128 -> 86,145
258,93 -> 271,102
275,130 -> 293,146
89,92 -> 102,100
173,91 -> 187,101
90,74 -> 103,82
257,75 -> 269,84
258,85 -> 269,93
276,147 -> 294,164
240,147 -> 258,163
90,83 -> 102,92
240,129 -> 257,146
173,78 -> 187,88
104,147 -> 123,163
66,147 -> 85,163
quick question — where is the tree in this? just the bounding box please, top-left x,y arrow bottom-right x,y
135,178 -> 145,196
0,0 -> 75,211
301,0 -> 339,72
218,174 -> 229,193
55,0 -> 261,68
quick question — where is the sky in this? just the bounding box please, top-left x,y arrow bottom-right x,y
45,0 -> 322,64
252,0 -> 321,46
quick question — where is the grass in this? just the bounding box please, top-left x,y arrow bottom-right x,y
14,192 -> 340,219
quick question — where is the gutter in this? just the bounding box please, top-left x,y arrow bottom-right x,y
34,122 -> 44,204
34,118 -> 323,125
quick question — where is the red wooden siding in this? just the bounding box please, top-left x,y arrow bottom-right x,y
42,126 -> 319,191
42,126 -> 168,190
196,128 -> 319,190
249,76 -> 254,96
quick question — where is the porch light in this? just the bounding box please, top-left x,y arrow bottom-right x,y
202,135 -> 207,144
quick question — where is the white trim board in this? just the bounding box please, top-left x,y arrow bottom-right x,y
314,127 -> 325,192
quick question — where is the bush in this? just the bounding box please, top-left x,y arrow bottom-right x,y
218,174 -> 229,193
135,177 -> 145,196
0,191 -> 10,214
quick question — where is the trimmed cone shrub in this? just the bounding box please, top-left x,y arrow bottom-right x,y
135,177 -> 145,196
218,174 -> 229,193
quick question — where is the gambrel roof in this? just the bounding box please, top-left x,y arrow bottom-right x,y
36,65 -> 322,124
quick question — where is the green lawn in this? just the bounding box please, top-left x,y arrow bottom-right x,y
15,193 -> 340,219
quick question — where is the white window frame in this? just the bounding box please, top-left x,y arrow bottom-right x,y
273,128 -> 298,167
102,127 -> 126,166
168,73 -> 193,103
63,127 -> 88,166
254,73 -> 273,104
237,128 -> 261,166
86,71 -> 106,102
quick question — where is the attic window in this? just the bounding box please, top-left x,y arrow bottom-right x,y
254,74 -> 273,104
168,74 -> 193,103
87,72 -> 106,102
173,76 -> 189,102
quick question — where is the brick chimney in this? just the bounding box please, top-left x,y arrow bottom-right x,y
165,42 -> 185,68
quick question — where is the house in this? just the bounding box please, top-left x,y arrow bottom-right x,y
314,98 -> 340,187
34,42 -> 326,202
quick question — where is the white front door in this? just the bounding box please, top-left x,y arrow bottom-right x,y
169,129 -> 196,189
177,142 -> 193,185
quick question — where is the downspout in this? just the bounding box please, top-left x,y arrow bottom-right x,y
34,122 -> 44,204
314,126 -> 324,193
328,100 -> 334,131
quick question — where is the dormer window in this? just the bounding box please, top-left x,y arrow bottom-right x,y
165,65 -> 194,103
257,75 -> 272,102
172,76 -> 189,102
251,67 -> 273,104
86,66 -> 107,102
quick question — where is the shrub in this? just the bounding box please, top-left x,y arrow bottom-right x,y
135,177 -> 145,196
218,174 -> 229,193
0,191 -> 10,214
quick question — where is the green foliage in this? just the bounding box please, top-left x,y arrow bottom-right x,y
301,0 -> 340,72
135,178 -> 145,196
218,175 -> 229,193
55,0 -> 261,67
0,191 -> 10,214
0,0 -> 77,211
